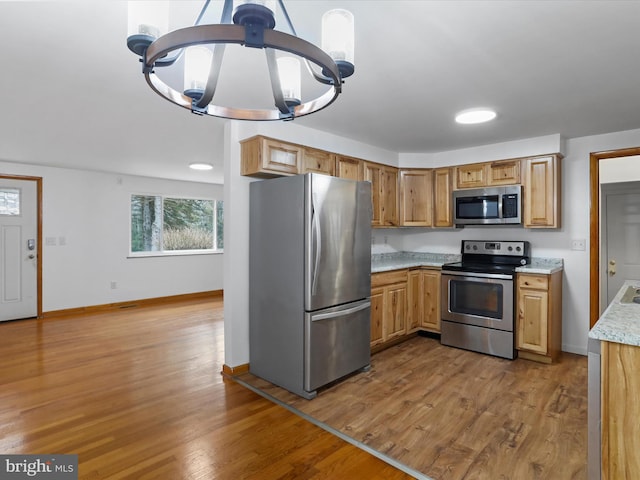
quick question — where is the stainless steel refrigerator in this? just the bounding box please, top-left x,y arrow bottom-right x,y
249,173 -> 372,399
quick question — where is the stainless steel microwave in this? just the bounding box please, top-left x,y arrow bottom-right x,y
453,185 -> 522,225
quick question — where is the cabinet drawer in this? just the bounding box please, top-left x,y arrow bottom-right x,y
372,270 -> 408,288
518,274 -> 548,290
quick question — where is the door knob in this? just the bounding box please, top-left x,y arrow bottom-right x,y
28,254 -> 35,259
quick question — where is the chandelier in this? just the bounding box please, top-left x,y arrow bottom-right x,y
126,0 -> 355,121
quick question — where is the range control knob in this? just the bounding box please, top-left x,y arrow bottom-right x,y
516,246 -> 521,252
508,246 -> 513,251
473,245 -> 478,251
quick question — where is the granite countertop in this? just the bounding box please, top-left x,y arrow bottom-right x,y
371,252 -> 461,273
371,252 -> 563,275
589,280 -> 640,347
515,258 -> 564,274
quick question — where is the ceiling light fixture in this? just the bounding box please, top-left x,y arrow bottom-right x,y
189,162 -> 214,170
455,108 -> 497,125
126,0 -> 355,121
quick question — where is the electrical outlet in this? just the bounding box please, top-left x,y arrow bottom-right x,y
571,239 -> 586,251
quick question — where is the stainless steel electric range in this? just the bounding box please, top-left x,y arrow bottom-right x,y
440,240 -> 530,359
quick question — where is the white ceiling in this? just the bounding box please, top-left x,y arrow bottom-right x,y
1,0 -> 640,185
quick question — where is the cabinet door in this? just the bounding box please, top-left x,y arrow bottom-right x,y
302,148 -> 335,176
259,138 -> 301,175
364,162 -> 383,226
381,167 -> 398,226
406,270 -> 422,333
336,155 -> 363,181
433,167 -> 453,227
522,155 -> 561,228
240,136 -> 301,177
455,163 -> 488,189
517,284 -> 549,355
421,270 -> 441,332
488,160 -> 520,185
370,287 -> 385,347
399,169 -> 433,226
385,283 -> 407,340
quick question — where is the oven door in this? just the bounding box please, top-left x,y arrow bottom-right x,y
441,271 -> 514,331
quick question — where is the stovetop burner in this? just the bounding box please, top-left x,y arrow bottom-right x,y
442,261 -> 520,275
442,240 -> 530,274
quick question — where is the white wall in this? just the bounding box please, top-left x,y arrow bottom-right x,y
0,160 -> 224,312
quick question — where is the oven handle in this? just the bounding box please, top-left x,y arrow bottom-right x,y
441,270 -> 513,281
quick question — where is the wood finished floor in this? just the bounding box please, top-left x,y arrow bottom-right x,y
241,333 -> 588,480
0,297 -> 412,480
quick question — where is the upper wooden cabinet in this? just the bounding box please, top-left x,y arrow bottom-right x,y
302,147 -> 335,176
489,160 -> 520,185
433,167 -> 453,227
522,155 -> 561,228
455,159 -> 521,189
335,155 -> 363,181
455,163 -> 488,189
365,162 -> 398,227
241,136 -> 301,178
240,135 -> 561,230
399,169 -> 433,227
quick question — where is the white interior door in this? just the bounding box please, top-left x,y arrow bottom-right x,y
0,178 -> 38,321
603,182 -> 640,307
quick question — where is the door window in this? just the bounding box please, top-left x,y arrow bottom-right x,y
0,188 -> 20,216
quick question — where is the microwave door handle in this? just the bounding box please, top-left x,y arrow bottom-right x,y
499,193 -> 504,220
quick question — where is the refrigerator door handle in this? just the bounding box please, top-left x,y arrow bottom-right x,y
311,194 -> 322,295
311,300 -> 371,321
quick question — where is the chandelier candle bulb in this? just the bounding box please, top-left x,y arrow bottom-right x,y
126,1 -> 169,55
277,57 -> 301,107
322,9 -> 355,77
184,46 -> 214,99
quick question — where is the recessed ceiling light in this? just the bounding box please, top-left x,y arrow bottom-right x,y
455,108 -> 497,124
189,163 -> 214,170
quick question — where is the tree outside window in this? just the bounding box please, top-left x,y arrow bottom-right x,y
131,195 -> 223,254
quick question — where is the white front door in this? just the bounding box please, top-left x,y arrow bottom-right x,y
0,178 -> 38,321
602,182 -> 640,308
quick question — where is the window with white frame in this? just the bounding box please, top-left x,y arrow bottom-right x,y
130,194 -> 223,255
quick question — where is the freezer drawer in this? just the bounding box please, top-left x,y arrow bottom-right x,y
304,300 -> 371,394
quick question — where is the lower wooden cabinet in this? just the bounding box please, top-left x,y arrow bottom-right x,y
407,269 -> 441,333
600,341 -> 640,478
370,270 -> 407,348
516,271 -> 562,363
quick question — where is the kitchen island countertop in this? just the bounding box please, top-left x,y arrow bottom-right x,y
589,280 -> 640,347
371,252 -> 563,274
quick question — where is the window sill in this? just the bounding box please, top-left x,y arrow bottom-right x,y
128,249 -> 223,259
